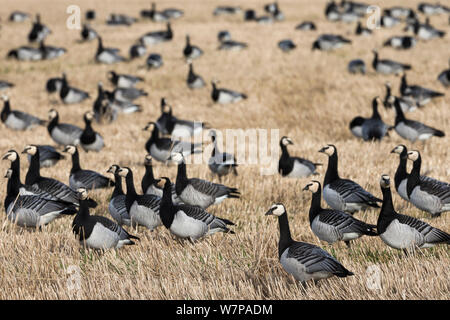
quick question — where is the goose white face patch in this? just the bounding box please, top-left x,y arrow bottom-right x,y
407,151 -> 419,161
322,145 -> 335,156
270,204 -> 285,216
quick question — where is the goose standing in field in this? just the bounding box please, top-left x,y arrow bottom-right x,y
118,167 -> 162,231
144,122 -> 203,162
265,203 -> 354,284
391,96 -> 444,143
47,109 -> 82,146
141,154 -> 180,204
211,80 -> 247,104
45,76 -> 63,95
208,130 -> 238,178
95,37 -> 126,64
186,61 -> 205,89
372,50 -> 411,75
183,35 -> 203,60
146,53 -> 163,69
303,181 -> 377,248
406,151 -> 450,217
383,35 -> 416,50
295,21 -> 317,30
7,46 -> 43,61
278,136 -> 320,178
159,177 -> 234,240
141,3 -> 169,22
129,43 -> 147,59
378,175 -> 449,252
22,145 -> 81,205
278,40 -> 296,52
437,61 -> 450,87
80,24 -> 97,42
360,97 -> 391,141
311,34 -> 351,51
0,80 -> 14,90
400,73 -> 444,106
139,22 -> 173,45
9,11 -> 29,22
72,188 -> 138,250
171,152 -> 240,209
28,14 -> 51,43
27,145 -> 64,168
1,95 -> 45,130
59,73 -> 90,104
383,82 -> 417,112
79,111 -> 105,152
319,144 -> 382,213
4,168 -> 77,228
107,165 -> 130,226
348,59 -> 366,74
63,145 -> 114,190
108,71 -> 144,88
355,21 -> 372,36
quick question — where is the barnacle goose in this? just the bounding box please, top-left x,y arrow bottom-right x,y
4,168 -> 77,228
92,82 -> 116,124
143,122 -> 202,163
107,86 -> 147,103
129,43 -> 146,59
360,97 -> 391,141
118,167 -> 161,230
319,144 -> 381,213
218,40 -> 248,51
349,116 -> 366,138
278,136 -> 320,178
410,19 -> 445,40
22,145 -> 81,205
27,145 -> 64,168
47,109 -> 82,146
383,82 -> 417,112
355,21 -> 372,36
73,188 -> 138,250
141,154 -> 180,204
162,8 -> 183,20
183,35 -> 203,60
211,80 -> 247,104
39,40 -> 66,60
372,50 -> 411,75
437,61 -> 450,87
325,1 -> 341,21
186,61 -> 205,89
278,40 -> 296,52
59,73 -> 90,104
418,3 -> 448,15
383,7 -> 413,18
383,36 -> 416,50
146,53 -> 163,69
28,14 -> 51,43
63,145 -> 114,190
80,111 -> 105,152
378,175 -> 449,251
265,203 -> 354,284
218,31 -> 231,42
400,73 -> 444,106
171,152 -> 240,209
9,11 -> 29,22
108,71 -> 144,88
312,34 -> 351,51
7,46 -> 43,61
46,76 -> 63,95
380,13 -> 401,28
96,37 -> 126,64
0,80 -> 14,90
208,130 -> 238,178
80,24 -> 97,42
107,165 -> 130,226
1,95 -> 45,130
295,21 -> 316,31
406,151 -> 450,217
156,99 -> 206,138
213,6 -> 242,16
160,177 -> 234,240
106,13 -> 137,26
104,91 -> 141,116
348,59 -> 365,74
303,181 -> 377,248
391,96 -> 444,142
139,22 -> 173,45
141,3 -> 169,22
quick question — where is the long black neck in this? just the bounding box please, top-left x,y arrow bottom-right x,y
5,173 -> 21,210
377,186 -> 397,234
383,85 -> 391,106
77,198 -> 91,220
371,99 -> 381,119
97,37 -> 104,54
400,75 -> 407,94
394,151 -> 408,191
175,161 -> 188,195
280,144 -> 289,160
112,173 -> 124,197
10,156 -> 21,182
70,149 -> 82,174
1,99 -> 11,122
407,156 -> 421,198
160,182 -> 175,229
93,85 -> 104,113
47,113 -> 59,134
25,150 -> 41,185
372,52 -> 378,69
141,163 -> 156,193
124,172 -> 138,211
277,212 -> 293,259
308,189 -> 323,223
324,152 -> 339,185
393,98 -> 405,124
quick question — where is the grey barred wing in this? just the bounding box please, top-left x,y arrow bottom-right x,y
189,178 -> 235,197
419,179 -> 450,203
331,179 -> 381,203
397,213 -> 450,243
136,195 -> 161,211
175,204 -> 214,225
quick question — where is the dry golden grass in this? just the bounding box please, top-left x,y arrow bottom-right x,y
0,0 -> 449,299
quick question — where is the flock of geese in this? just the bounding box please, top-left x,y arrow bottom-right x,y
1,1 -> 449,286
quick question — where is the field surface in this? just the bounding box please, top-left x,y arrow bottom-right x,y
0,0 -> 448,299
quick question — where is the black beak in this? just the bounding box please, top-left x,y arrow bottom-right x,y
265,207 -> 275,216
318,147 -> 327,153
21,148 -> 29,154
302,185 -> 310,191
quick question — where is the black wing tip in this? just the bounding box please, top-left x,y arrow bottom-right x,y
434,130 -> 445,137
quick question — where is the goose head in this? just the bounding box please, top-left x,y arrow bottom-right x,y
265,203 -> 286,216
302,180 -> 321,193
22,145 -> 38,156
318,144 -> 336,157
62,145 -> 77,155
280,136 -> 293,147
2,150 -> 18,162
107,164 -> 120,174
380,174 -> 390,189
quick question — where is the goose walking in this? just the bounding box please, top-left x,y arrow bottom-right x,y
47,109 -> 83,146
72,188 -> 138,250
400,73 -> 444,106
372,50 -> 411,74
160,177 -> 235,240
96,37 -> 125,64
63,145 -> 114,190
79,112 -> 104,152
186,61 -> 205,89
59,73 -> 90,104
208,130 -> 238,178
183,35 -> 203,60
265,203 -> 354,284
378,175 -> 449,251
319,144 -> 381,213
391,96 -> 444,142
1,95 -> 45,130
4,168 -> 77,228
406,151 -> 450,217
107,165 -> 130,226
278,136 -> 320,178
108,71 -> 143,88
171,152 -> 240,209
360,97 -> 391,141
118,167 -> 161,230
303,181 -> 377,247
211,80 -> 247,104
